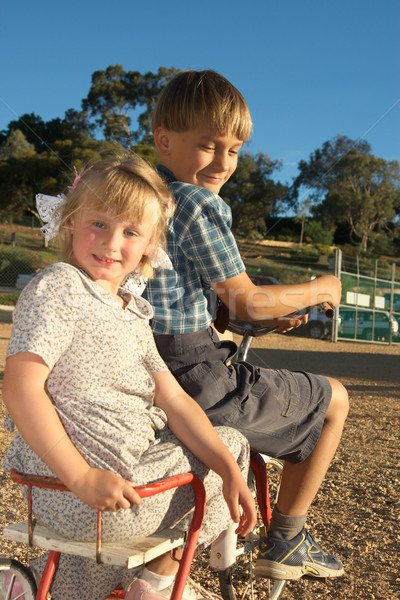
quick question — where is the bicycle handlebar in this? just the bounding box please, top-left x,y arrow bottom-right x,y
227,302 -> 334,338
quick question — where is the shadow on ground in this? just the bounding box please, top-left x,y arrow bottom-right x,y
247,347 -> 400,384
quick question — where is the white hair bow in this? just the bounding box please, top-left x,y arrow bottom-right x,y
36,193 -> 67,242
35,193 -> 173,270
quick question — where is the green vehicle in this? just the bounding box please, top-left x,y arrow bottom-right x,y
338,308 -> 399,342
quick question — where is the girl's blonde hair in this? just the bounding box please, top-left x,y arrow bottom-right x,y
152,70 -> 252,141
59,152 -> 172,278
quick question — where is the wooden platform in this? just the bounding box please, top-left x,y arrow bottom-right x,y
4,521 -> 186,568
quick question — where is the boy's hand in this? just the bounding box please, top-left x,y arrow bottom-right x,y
222,473 -> 257,537
276,315 -> 308,333
316,275 -> 342,308
70,467 -> 141,512
258,315 -> 309,333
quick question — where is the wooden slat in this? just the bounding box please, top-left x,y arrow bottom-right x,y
4,521 -> 185,569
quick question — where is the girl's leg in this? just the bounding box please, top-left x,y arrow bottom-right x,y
145,550 -> 183,575
126,427 -> 250,598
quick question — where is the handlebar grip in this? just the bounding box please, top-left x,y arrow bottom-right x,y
319,302 -> 334,319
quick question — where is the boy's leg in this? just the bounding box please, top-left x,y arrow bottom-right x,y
255,377 -> 348,580
155,330 -> 349,579
275,377 -> 348,517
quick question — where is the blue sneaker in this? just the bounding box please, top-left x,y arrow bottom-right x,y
254,529 -> 344,580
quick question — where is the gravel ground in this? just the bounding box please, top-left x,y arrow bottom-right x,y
0,322 -> 399,599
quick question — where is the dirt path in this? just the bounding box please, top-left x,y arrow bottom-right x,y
0,323 -> 399,599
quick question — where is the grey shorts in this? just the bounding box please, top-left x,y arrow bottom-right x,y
155,327 -> 332,464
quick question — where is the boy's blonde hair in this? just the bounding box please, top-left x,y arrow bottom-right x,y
59,152 -> 172,278
152,70 -> 252,141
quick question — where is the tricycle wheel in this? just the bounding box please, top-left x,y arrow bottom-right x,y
218,565 -> 287,600
0,557 -> 37,599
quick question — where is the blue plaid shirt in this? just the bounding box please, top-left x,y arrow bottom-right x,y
143,167 -> 245,334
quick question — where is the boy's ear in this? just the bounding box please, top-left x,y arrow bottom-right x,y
154,127 -> 172,156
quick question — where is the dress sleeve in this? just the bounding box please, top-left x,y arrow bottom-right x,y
7,264 -> 80,370
174,185 -> 245,284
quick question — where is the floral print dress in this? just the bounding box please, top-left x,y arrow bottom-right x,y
3,263 -> 250,600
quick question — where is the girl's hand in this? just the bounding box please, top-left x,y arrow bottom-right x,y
70,467 -> 142,512
222,473 -> 257,537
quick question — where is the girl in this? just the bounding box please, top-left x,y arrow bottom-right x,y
2,153 -> 256,600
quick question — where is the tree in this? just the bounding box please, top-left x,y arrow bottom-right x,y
293,200 -> 312,245
2,113 -> 48,151
2,110 -> 93,153
303,220 -> 334,246
0,137 -> 123,218
291,135 -> 372,205
220,152 -> 287,238
82,65 -> 178,146
320,152 -> 399,251
292,135 -> 400,253
0,130 -> 34,160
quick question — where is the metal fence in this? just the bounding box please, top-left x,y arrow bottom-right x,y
334,249 -> 400,345
1,230 -> 400,346
0,222 -> 49,292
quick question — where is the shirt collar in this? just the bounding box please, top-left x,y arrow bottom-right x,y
156,164 -> 177,184
69,264 -> 153,319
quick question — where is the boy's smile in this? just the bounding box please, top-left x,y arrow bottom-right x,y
155,127 -> 243,194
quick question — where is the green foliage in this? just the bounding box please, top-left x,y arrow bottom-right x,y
292,135 -> 399,252
221,152 -> 288,238
82,65 -> 178,146
0,292 -> 20,305
132,143 -> 159,166
304,220 -> 334,245
289,246 -> 321,263
0,247 -> 43,286
0,137 -> 125,217
0,130 -> 35,160
3,111 -> 93,153
291,134 -> 372,203
314,243 -> 334,256
244,252 -> 326,284
323,152 -> 399,251
0,70 -> 398,259
276,232 -> 296,242
267,220 -> 298,242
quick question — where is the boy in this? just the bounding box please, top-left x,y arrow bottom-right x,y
143,70 -> 349,581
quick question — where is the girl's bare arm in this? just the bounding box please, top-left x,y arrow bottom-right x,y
3,352 -> 140,511
153,370 -> 256,536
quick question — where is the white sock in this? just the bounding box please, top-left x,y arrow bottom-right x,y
139,566 -> 176,592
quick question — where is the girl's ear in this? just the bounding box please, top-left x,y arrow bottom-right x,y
142,240 -> 154,257
154,127 -> 171,156
64,215 -> 75,234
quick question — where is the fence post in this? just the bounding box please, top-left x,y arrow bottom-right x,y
332,248 -> 342,342
388,263 -> 396,345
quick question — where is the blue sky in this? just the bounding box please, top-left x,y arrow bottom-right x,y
1,0 -> 399,190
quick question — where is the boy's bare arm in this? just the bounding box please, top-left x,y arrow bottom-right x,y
211,272 -> 341,323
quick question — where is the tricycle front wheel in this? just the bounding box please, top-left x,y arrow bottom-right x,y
0,557 -> 37,600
